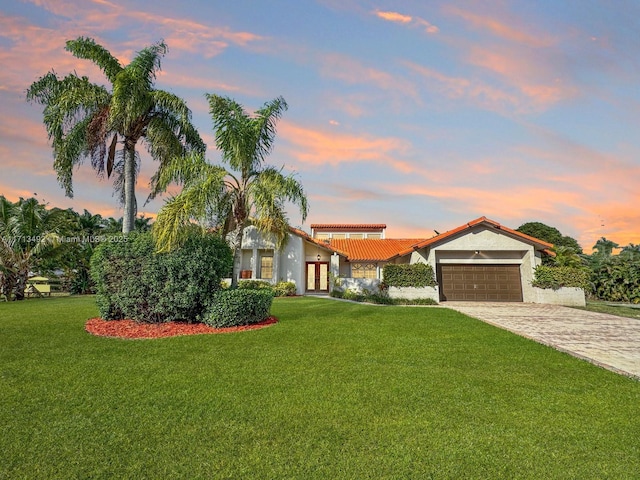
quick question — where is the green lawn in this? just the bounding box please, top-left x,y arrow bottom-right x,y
1,296 -> 638,479
577,300 -> 640,320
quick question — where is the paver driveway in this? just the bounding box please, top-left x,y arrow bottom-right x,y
444,302 -> 640,380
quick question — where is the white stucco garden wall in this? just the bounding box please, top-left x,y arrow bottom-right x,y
387,286 -> 440,301
530,287 -> 586,307
338,277 -> 380,294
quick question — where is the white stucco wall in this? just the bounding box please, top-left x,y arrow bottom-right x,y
233,226 -> 305,292
530,287 -> 586,306
235,226 -> 345,295
339,277 -> 380,294
387,286 -> 440,301
280,234 -> 305,294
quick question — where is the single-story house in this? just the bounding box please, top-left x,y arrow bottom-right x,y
233,216 -> 585,305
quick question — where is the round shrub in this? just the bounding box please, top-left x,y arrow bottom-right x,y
90,231 -> 233,323
273,281 -> 296,297
204,289 -> 274,328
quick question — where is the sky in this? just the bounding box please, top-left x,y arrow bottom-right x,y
1,0 -> 639,251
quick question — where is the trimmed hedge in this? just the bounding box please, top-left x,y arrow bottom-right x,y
532,265 -> 590,291
90,231 -> 233,323
383,263 -> 437,288
204,289 -> 274,328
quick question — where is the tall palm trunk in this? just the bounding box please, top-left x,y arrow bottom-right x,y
14,258 -> 30,301
230,224 -> 245,288
122,146 -> 137,234
0,271 -> 16,301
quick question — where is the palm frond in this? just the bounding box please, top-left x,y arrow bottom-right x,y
148,152 -> 213,199
252,167 -> 308,222
52,116 -> 92,197
152,90 -> 206,153
206,94 -> 256,172
254,96 -> 288,162
65,37 -> 123,83
126,40 -> 167,88
152,177 -> 220,252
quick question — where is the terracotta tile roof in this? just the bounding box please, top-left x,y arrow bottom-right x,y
397,216 -> 553,257
311,223 -> 386,231
330,238 -> 426,261
288,226 -> 349,256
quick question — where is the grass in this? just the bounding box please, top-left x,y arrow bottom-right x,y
577,300 -> 640,320
1,296 -> 639,479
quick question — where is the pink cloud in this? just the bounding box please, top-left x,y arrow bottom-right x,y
466,46 -> 578,109
375,11 -> 412,24
444,5 -> 554,48
404,61 -> 522,112
319,53 -> 419,103
373,9 -> 439,34
279,121 -> 414,173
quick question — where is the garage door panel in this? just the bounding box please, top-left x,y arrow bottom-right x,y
439,264 -> 522,302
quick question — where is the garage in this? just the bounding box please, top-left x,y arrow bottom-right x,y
438,264 -> 523,302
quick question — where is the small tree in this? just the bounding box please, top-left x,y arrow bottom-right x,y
151,95 -> 308,287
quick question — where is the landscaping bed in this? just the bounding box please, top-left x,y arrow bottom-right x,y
85,316 -> 278,339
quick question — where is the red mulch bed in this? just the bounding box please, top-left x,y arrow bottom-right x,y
85,316 -> 278,339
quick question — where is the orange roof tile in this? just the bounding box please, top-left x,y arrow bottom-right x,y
311,224 -> 386,231
330,238 -> 426,261
397,216 -> 553,257
288,226 -> 349,256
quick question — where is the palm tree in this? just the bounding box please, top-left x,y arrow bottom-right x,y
550,245 -> 584,268
26,37 -> 205,233
151,95 -> 308,287
592,237 -> 619,258
0,197 -> 67,300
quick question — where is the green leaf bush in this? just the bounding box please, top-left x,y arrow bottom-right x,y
238,279 -> 297,296
273,281 -> 296,297
531,265 -> 590,291
91,231 -> 233,323
330,288 -> 437,305
590,258 -> 640,303
204,289 -> 274,328
383,263 -> 437,288
238,280 -> 273,290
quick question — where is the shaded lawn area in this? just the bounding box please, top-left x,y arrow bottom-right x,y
577,300 -> 640,320
1,296 -> 639,479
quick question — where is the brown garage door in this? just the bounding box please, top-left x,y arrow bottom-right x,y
439,264 -> 523,302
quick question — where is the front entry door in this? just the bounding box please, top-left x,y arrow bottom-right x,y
306,262 -> 329,292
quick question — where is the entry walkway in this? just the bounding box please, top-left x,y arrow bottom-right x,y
444,302 -> 640,380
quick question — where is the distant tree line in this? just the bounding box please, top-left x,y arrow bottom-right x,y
0,195 -> 151,300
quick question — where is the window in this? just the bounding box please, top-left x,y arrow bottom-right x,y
316,233 -> 329,240
260,256 -> 273,279
349,233 -> 363,239
332,233 -> 346,239
351,263 -> 377,279
367,233 -> 381,239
